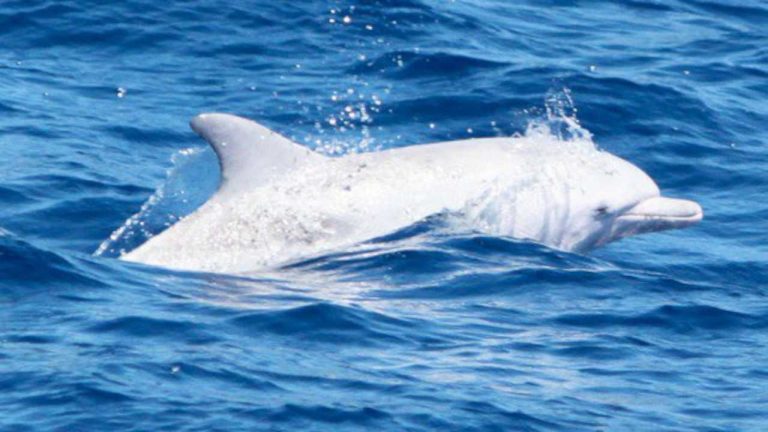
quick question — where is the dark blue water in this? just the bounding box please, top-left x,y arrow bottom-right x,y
2,1 -> 767,430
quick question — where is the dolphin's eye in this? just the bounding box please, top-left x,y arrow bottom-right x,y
594,206 -> 609,218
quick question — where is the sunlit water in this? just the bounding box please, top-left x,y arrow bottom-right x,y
1,1 -> 767,431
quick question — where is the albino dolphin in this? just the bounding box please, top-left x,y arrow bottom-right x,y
122,113 -> 702,273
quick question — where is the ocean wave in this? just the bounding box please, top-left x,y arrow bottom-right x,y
554,304 -> 766,334
1,0 -> 766,430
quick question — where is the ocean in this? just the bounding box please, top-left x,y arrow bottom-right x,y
1,1 -> 767,430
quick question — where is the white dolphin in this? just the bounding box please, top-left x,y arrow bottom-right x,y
122,113 -> 702,273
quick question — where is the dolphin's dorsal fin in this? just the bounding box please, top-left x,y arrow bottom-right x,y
190,113 -> 323,194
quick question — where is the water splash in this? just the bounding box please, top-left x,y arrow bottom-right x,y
95,147 -> 219,257
524,87 -> 594,144
312,86 -> 386,156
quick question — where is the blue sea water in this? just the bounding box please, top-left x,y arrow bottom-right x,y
1,0 -> 767,430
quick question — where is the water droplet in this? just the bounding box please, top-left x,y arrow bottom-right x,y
343,16 -> 351,24
116,87 -> 126,98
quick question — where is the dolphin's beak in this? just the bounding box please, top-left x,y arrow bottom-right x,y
615,196 -> 703,236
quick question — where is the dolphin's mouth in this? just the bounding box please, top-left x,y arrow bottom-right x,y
616,197 -> 703,233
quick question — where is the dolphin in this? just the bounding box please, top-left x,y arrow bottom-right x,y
121,113 -> 703,273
